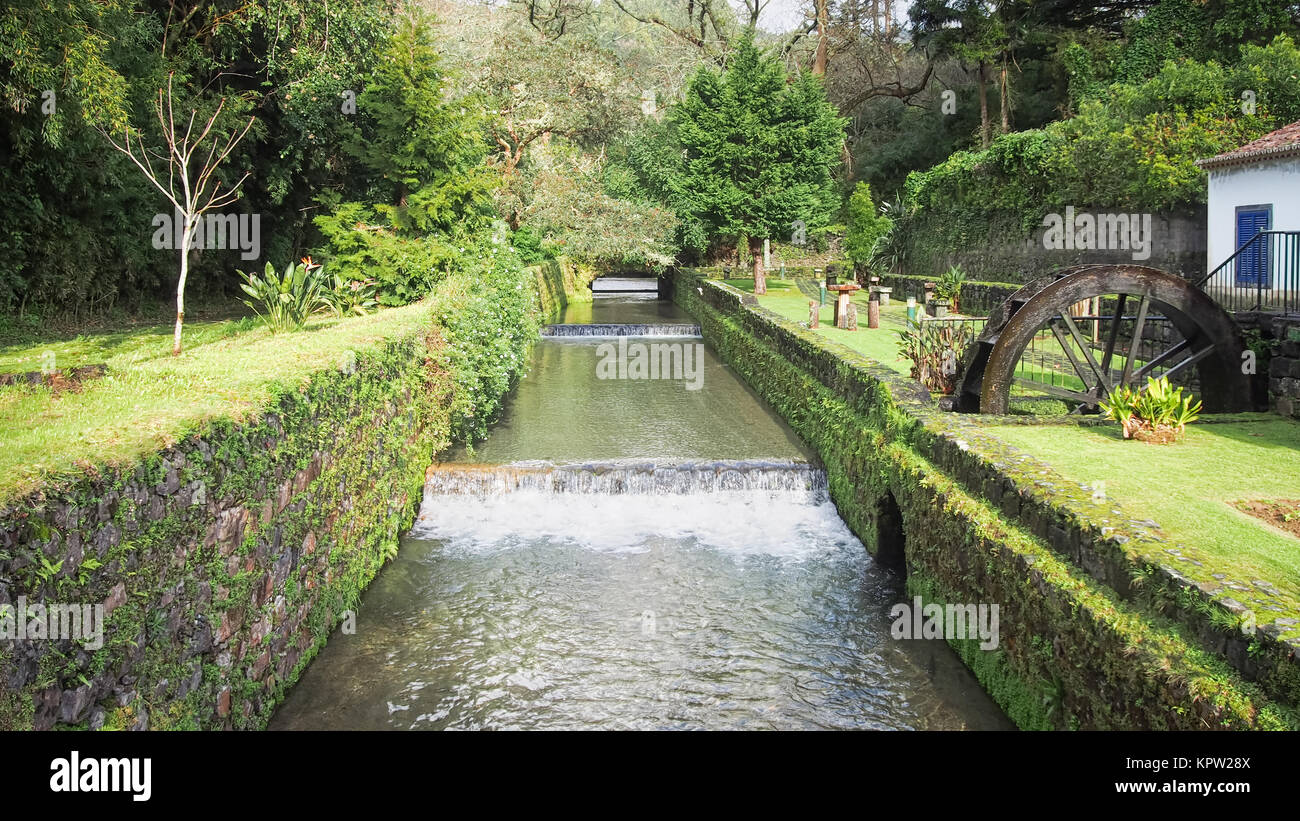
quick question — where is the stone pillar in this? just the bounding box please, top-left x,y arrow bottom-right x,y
809,300 -> 819,329
836,291 -> 853,328
845,302 -> 858,331
868,288 -> 880,329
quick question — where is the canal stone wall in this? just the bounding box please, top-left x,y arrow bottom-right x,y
672,267 -> 1299,730
0,330 -> 448,730
0,261 -> 592,731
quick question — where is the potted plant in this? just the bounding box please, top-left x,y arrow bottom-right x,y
1100,377 -> 1202,443
935,265 -> 967,315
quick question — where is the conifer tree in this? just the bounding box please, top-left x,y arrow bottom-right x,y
671,31 -> 846,293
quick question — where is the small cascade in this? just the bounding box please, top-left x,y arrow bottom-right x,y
591,277 -> 659,293
425,459 -> 827,497
541,323 -> 701,338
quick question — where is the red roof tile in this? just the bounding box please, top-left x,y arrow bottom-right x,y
1197,120 -> 1300,169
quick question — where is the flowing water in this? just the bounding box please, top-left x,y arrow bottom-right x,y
270,290 -> 1012,731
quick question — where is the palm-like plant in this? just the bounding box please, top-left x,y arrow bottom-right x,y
238,257 -> 330,332
1101,376 -> 1202,441
321,274 -> 378,318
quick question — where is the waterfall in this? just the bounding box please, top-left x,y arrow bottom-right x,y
591,277 -> 659,293
541,324 -> 702,338
425,459 -> 827,497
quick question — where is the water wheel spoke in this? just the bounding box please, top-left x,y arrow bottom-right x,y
1118,294 -> 1150,389
1131,338 -> 1190,382
1045,319 -> 1099,398
1160,341 -> 1218,382
1097,293 -> 1128,380
1057,312 -> 1112,399
1012,377 -> 1092,404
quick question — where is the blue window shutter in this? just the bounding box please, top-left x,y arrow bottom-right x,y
1236,209 -> 1271,287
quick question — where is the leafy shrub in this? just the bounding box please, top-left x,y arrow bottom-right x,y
1101,376 -> 1202,441
432,241 -> 543,443
844,182 -> 893,269
312,200 -> 462,307
237,258 -> 329,332
510,225 -> 550,266
935,265 -> 967,311
320,273 -> 378,318
897,315 -> 974,395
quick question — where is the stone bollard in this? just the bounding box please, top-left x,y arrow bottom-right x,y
868,288 -> 880,329
809,300 -> 819,328
845,302 -> 858,331
877,286 -> 892,307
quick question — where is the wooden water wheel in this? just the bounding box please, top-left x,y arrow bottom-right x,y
950,264 -> 1253,414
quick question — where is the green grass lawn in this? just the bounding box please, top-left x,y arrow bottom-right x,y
0,303 -> 431,504
723,275 -> 1300,604
0,317 -> 258,375
728,278 -> 915,375
988,418 -> 1300,603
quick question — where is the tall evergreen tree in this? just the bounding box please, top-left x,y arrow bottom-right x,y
345,12 -> 496,236
671,31 -> 846,293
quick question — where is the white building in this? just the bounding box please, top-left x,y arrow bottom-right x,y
1196,121 -> 1300,313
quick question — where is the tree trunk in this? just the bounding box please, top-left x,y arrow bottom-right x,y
813,0 -> 829,75
1000,55 -> 1010,134
751,236 -> 766,296
174,216 -> 191,356
978,62 -> 991,149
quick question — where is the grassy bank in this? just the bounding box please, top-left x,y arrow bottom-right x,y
0,304 -> 433,505
989,418 -> 1300,615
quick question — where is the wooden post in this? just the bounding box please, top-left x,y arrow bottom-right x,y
836,290 -> 853,328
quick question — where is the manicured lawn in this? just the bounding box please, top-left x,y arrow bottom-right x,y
728,278 -> 914,375
0,317 -> 256,375
0,303 -> 431,504
987,418 -> 1300,601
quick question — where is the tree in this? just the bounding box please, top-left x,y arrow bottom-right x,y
844,182 -> 892,269
911,0 -> 1008,148
483,22 -> 634,181
313,12 -> 500,304
101,74 -> 254,354
670,31 -> 845,293
346,12 -> 495,235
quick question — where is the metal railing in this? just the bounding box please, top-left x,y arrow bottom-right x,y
1195,230 -> 1300,314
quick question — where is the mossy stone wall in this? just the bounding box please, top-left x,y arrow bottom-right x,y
672,267 -> 1298,730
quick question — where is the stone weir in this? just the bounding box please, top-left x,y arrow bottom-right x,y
425,459 -> 827,496
541,323 -> 702,338
591,276 -> 660,293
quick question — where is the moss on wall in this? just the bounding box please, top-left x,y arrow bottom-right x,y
0,260 -> 592,731
531,255 -> 599,319
672,267 -> 1298,730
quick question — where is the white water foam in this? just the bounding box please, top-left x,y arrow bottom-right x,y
413,489 -> 860,560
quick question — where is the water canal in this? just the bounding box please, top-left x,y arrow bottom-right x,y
270,282 -> 1011,730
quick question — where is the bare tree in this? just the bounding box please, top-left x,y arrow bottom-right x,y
102,73 -> 255,355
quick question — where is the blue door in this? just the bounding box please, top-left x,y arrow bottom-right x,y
1235,207 -> 1271,287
